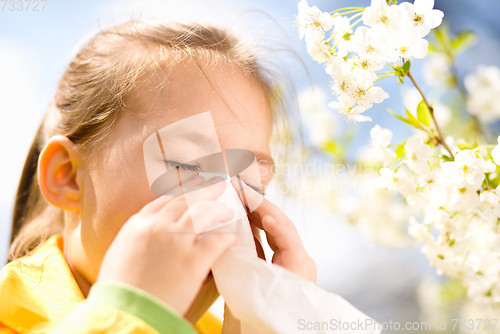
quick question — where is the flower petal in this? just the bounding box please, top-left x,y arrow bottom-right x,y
368,86 -> 389,103
426,9 -> 444,29
410,38 -> 429,59
414,0 -> 434,15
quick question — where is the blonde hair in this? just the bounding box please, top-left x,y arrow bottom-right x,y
8,19 -> 302,263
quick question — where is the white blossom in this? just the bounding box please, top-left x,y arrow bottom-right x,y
423,208 -> 450,229
441,150 -> 486,190
399,0 -> 444,38
465,66 -> 500,122
389,28 -> 429,60
370,125 -> 397,164
354,55 -> 385,73
409,216 -> 432,242
418,168 -> 444,190
480,190 -> 499,209
440,136 -> 461,157
328,100 -> 371,123
333,70 -> 389,109
375,168 -> 419,204
306,40 -> 333,64
447,186 -> 480,211
465,65 -> 500,94
328,13 -> 355,57
362,0 -> 402,38
296,0 -> 500,313
491,136 -> 500,165
404,135 -> 432,174
423,53 -> 452,86
297,0 -> 335,42
325,56 -> 347,79
352,26 -> 391,67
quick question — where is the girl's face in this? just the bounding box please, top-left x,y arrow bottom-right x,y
66,58 -> 274,319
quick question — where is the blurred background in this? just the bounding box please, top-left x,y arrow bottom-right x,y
1,0 -> 500,332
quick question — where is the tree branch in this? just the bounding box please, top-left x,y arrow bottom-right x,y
407,71 -> 455,159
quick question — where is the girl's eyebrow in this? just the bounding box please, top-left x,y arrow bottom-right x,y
182,131 -> 215,145
157,130 -> 274,169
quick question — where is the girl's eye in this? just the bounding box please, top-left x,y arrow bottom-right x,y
165,161 -> 201,172
165,161 -> 265,195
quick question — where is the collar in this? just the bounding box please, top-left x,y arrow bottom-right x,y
0,234 -> 84,333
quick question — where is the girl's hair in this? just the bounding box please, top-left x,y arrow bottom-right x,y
8,19 -> 302,263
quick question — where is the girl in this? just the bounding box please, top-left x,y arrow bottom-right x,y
0,20 -> 317,334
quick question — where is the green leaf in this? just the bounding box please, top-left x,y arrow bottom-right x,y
457,143 -> 470,150
387,108 -> 424,130
416,100 -> 432,127
440,154 -> 453,162
451,31 -> 477,55
434,23 -> 451,51
427,41 -> 442,54
472,136 -> 478,149
402,60 -> 411,76
393,64 -> 404,77
322,140 -> 336,154
395,141 -> 406,159
387,108 -> 414,126
439,280 -> 467,303
406,108 -> 424,130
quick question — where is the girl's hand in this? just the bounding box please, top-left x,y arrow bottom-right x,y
97,175 -> 238,316
231,178 -> 317,283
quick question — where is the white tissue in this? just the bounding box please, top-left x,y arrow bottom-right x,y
196,172 -> 381,334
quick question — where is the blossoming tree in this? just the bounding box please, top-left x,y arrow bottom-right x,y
296,0 -> 500,324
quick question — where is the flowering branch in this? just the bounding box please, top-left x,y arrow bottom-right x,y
407,70 -> 454,159
325,12 -> 363,44
297,0 -> 500,315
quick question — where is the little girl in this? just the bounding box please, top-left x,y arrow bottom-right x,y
0,20 -> 317,334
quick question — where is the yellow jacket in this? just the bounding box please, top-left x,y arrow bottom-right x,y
0,233 -> 222,334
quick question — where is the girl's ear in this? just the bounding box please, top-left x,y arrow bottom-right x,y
38,135 -> 84,211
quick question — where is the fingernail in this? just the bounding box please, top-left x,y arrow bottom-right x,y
191,175 -> 205,184
209,176 -> 226,184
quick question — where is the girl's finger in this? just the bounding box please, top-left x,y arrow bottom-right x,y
230,178 -> 300,252
261,215 -> 302,252
157,175 -> 226,221
194,227 -> 238,264
139,193 -> 177,215
158,177 -> 227,222
245,207 -> 277,254
176,200 -> 235,235
182,177 -> 227,203
238,181 -> 296,233
143,174 -> 209,215
230,177 -> 264,214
